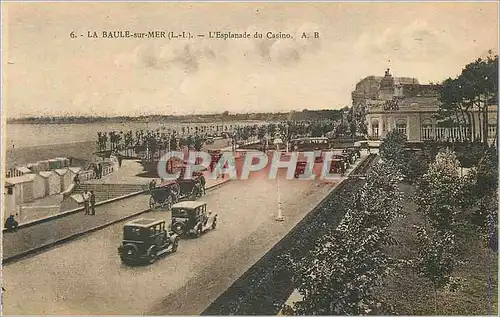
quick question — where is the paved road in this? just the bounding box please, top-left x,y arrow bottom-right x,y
2,174 -> 341,315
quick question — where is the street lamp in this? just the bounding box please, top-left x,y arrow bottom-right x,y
273,137 -> 284,222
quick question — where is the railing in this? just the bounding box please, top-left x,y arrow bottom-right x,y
5,168 -> 25,178
77,165 -> 115,182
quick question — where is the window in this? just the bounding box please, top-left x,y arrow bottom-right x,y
488,124 -> 497,139
7,187 -> 13,195
396,121 -> 407,136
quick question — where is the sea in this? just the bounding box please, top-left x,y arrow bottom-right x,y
5,121 -> 264,149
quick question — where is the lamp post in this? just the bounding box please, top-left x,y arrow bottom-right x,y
274,136 -> 284,222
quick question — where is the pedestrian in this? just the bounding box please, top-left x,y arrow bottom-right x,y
4,214 -> 18,231
74,173 -> 80,186
199,176 -> 206,195
83,190 -> 90,215
90,191 -> 96,215
118,156 -> 123,167
93,165 -> 99,179
98,163 -> 103,179
149,179 -> 156,191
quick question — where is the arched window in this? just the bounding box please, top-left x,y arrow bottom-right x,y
421,119 -> 433,140
396,119 -> 407,136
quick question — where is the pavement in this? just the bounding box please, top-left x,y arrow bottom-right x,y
2,174 -> 228,261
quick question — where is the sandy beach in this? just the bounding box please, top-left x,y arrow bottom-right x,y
5,141 -> 97,169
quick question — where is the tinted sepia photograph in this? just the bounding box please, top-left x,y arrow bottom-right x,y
1,1 -> 498,315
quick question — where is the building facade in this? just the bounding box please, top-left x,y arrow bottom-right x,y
352,69 -> 498,142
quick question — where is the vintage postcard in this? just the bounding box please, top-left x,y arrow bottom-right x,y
1,1 -> 498,315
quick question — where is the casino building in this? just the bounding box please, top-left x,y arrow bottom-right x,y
352,69 -> 497,142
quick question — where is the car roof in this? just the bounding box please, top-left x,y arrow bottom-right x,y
172,201 -> 207,209
124,218 -> 165,228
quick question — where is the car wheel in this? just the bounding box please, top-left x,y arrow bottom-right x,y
211,217 -> 217,229
171,237 -> 179,253
148,247 -> 158,264
120,256 -> 129,265
195,225 -> 203,238
173,222 -> 184,235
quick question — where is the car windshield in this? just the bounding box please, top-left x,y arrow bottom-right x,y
172,208 -> 196,218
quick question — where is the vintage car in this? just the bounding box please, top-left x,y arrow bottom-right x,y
331,154 -> 350,174
294,161 -> 308,178
342,147 -> 361,164
329,158 -> 345,175
118,218 -> 179,265
171,201 -> 217,237
176,168 -> 205,199
149,180 -> 180,211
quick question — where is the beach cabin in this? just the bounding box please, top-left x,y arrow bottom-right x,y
5,174 -> 35,204
27,162 -> 41,173
3,183 -> 17,225
17,166 -> 32,175
55,157 -> 70,168
38,160 -> 50,172
55,168 -> 73,192
31,172 -> 46,199
39,171 -> 61,196
48,159 -> 61,170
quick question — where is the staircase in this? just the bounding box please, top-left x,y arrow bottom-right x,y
72,183 -> 148,203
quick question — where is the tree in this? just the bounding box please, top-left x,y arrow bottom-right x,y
462,145 -> 498,249
415,148 -> 464,232
379,130 -> 409,175
438,53 -> 498,143
287,161 -> 403,315
414,226 -> 462,314
413,148 -> 468,312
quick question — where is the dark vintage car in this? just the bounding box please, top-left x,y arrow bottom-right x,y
329,158 -> 345,175
342,147 -> 361,164
330,154 -> 350,175
171,201 -> 217,238
118,218 -> 179,265
176,169 -> 205,199
294,161 -> 308,178
149,180 -> 180,211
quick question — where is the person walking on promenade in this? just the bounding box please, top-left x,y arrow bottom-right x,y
83,190 -> 90,215
90,191 -> 96,215
74,173 -> 80,186
93,165 -> 99,179
98,163 -> 103,179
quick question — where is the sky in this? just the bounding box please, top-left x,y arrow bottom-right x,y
2,2 -> 498,118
